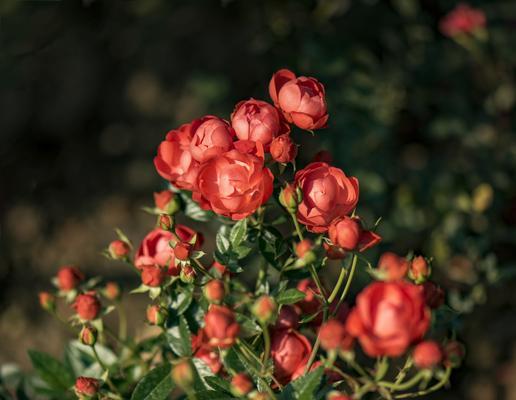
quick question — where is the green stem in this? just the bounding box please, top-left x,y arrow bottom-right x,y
332,254 -> 358,317
260,323 -> 271,370
394,368 -> 452,399
379,371 -> 426,391
290,213 -> 304,241
92,346 -> 118,394
116,301 -> 127,341
192,258 -> 215,279
304,306 -> 328,373
309,264 -> 328,300
327,265 -> 348,304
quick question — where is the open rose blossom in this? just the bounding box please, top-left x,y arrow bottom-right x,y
135,228 -> 176,273
328,216 -> 381,252
271,328 -> 312,384
346,281 -> 430,357
193,149 -> 273,220
440,3 -> 486,37
57,266 -> 84,291
192,329 -> 222,374
231,99 -> 288,149
154,123 -> 199,191
277,75 -> 328,130
204,305 -> 240,348
270,134 -> 297,163
141,265 -> 166,287
295,162 -> 359,233
189,115 -> 234,163
74,293 -> 101,321
269,68 -> 297,106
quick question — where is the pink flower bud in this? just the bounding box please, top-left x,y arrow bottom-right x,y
57,266 -> 84,291
159,214 -> 174,231
279,183 -> 302,213
171,359 -> 194,389
180,265 -> 196,283
74,376 -> 100,399
79,325 -> 98,346
413,340 -> 442,369
103,281 -> 121,301
108,239 -> 130,260
74,293 -> 101,321
204,280 -> 225,304
154,189 -> 180,214
409,256 -> 431,284
377,252 -> 409,281
252,296 -> 277,324
319,319 -> 353,352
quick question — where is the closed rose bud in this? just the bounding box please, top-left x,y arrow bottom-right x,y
275,305 -> 300,330
79,325 -> 98,346
74,293 -> 101,321
295,239 -> 313,258
204,280 -> 225,304
180,265 -> 196,283
108,239 -> 130,260
39,292 -> 56,312
172,359 -> 194,390
409,256 -> 431,284
443,340 -> 465,368
231,373 -> 253,397
57,266 -> 84,291
103,282 -> 121,301
204,305 -> 240,348
174,242 -> 191,261
270,134 -> 297,163
377,252 -> 409,281
327,391 -> 352,400
413,341 -> 442,369
319,319 -> 347,351
328,216 -> 361,251
252,296 -> 277,324
141,265 -> 165,287
175,224 -> 204,250
159,214 -> 174,231
147,305 -> 168,326
74,376 -> 99,399
422,281 -> 445,309
279,184 -> 302,213
154,190 -> 180,214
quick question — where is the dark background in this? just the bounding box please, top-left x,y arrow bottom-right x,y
1,1 -> 515,399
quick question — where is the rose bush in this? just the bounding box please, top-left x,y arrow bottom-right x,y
29,70 -> 463,400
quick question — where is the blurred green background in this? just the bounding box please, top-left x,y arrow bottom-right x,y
1,0 -> 515,399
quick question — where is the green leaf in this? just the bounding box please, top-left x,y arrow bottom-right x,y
216,232 -> 231,254
282,366 -> 324,400
180,192 -> 212,222
28,350 -> 74,391
235,313 -> 262,337
169,285 -> 193,316
229,219 -> 247,247
277,288 -> 306,305
130,363 -> 174,400
166,316 -> 192,357
205,375 -> 231,392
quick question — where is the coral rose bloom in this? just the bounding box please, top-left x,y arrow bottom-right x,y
278,76 -> 328,130
189,115 -> 234,163
194,150 -> 273,220
269,68 -> 297,106
154,123 -> 199,191
204,305 -> 240,349
346,281 -> 430,357
271,329 -> 312,384
295,162 -> 359,233
135,228 -> 175,270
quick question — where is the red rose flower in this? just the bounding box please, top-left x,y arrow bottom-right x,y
135,228 -> 177,275
328,216 -> 381,253
346,281 -> 430,357
277,76 -> 328,130
271,328 -> 312,384
204,305 -> 240,348
141,265 -> 166,287
74,293 -> 101,321
203,279 -> 225,304
269,68 -> 297,106
57,266 -> 84,291
440,3 -> 486,37
377,252 -> 409,281
192,329 -> 223,374
319,319 -> 352,351
193,150 -> 273,220
154,123 -> 200,191
295,162 -> 359,233
231,99 -> 288,149
270,134 -> 298,163
413,340 -> 442,369
175,224 -> 203,250
189,116 -> 234,163
74,376 -> 99,398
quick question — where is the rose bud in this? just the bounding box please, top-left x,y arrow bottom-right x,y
171,359 -> 194,390
443,340 -> 465,368
211,260 -> 229,277
193,150 -> 273,220
313,150 -> 332,164
141,265 -> 166,287
409,256 -> 431,284
295,162 -> 359,232
413,340 -> 443,369
249,392 -> 269,400
192,328 -> 223,374
323,242 -> 347,260
440,3 -> 486,37
275,305 -> 300,330
180,265 -> 196,283
328,216 -> 360,251
103,281 -> 121,301
231,99 -> 288,149
174,242 -> 192,261
74,376 -> 100,399
203,280 -> 225,304
271,329 -> 312,384
230,373 -> 253,397
154,189 -> 180,215
319,319 -> 347,351
422,281 -> 445,309
154,123 -> 200,191
346,281 -> 430,357
189,115 -> 234,163
146,304 -> 168,326
175,224 -> 204,250
57,266 -> 84,291
279,183 -> 302,214
277,76 -> 328,130
159,214 -> 174,231
270,134 -> 297,164
74,293 -> 101,321
39,292 -> 56,312
269,68 -> 296,106
295,239 -> 312,258
327,391 -> 352,400
204,305 -> 240,348
79,325 -> 98,346
252,295 -> 277,324
377,252 -> 409,281
108,239 -> 130,260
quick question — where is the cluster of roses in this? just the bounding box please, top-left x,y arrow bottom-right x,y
37,69 -> 464,400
